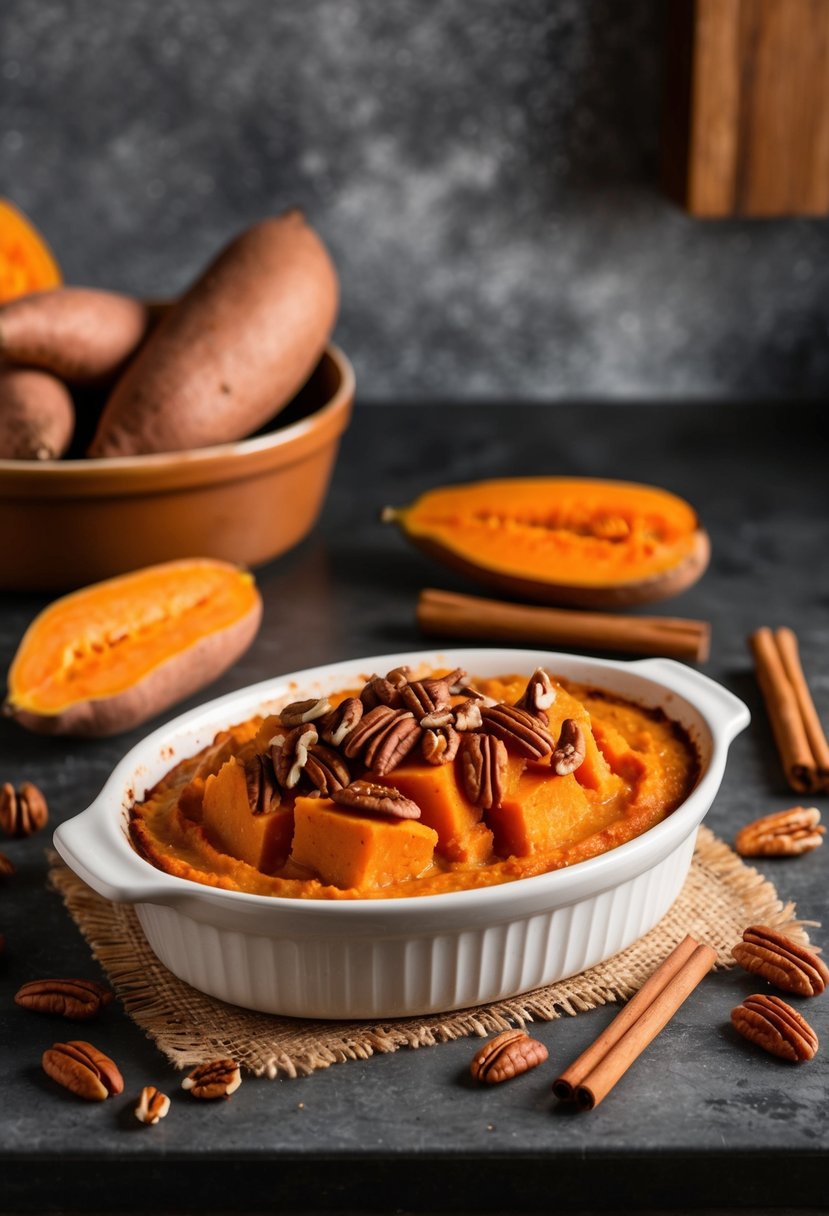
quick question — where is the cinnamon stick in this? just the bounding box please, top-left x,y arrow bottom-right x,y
749,627 -> 828,793
417,588 -> 711,663
553,936 -> 717,1112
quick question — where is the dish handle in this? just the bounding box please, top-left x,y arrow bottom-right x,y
627,657 -> 750,743
53,803 -> 173,906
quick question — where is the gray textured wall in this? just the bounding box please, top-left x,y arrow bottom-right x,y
3,0 -> 829,401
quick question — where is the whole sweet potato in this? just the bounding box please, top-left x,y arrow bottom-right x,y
0,288 -> 151,383
0,367 -> 74,460
88,211 -> 339,457
4,558 -> 263,737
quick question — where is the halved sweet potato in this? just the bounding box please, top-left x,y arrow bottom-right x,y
290,796 -> 438,890
0,200 -> 61,304
383,477 -> 709,608
5,558 -> 262,736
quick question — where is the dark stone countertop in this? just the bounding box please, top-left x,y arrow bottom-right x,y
1,402 -> 827,1213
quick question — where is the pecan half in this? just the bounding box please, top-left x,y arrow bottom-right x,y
514,667 -> 556,717
460,733 -> 508,810
421,724 -> 460,765
135,1085 -> 171,1125
361,675 -> 403,710
400,678 -> 451,720
332,780 -> 421,820
0,850 -> 14,879
0,781 -> 49,838
480,703 -> 553,760
319,696 -> 363,747
731,994 -> 819,1062
732,926 -> 829,997
278,697 -> 331,727
304,743 -> 350,795
244,753 -> 279,813
42,1040 -> 124,1101
347,707 -> 421,776
552,719 -> 586,775
182,1058 -> 242,1099
735,806 -> 824,857
271,724 -> 318,789
16,978 -> 114,1020
470,1029 -> 549,1083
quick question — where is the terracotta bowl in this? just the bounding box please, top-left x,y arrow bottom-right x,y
0,345 -> 354,591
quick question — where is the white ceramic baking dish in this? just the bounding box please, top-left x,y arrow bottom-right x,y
54,648 -> 749,1019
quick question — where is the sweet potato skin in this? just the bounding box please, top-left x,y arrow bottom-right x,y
0,366 -> 74,459
88,211 -> 339,457
0,288 -> 151,384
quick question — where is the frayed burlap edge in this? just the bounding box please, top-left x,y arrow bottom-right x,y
47,826 -> 812,1080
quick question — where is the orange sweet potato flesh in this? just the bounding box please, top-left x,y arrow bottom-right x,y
0,288 -> 152,384
290,797 -> 438,890
376,761 -> 493,863
0,366 -> 74,460
385,477 -> 709,608
88,211 -> 339,457
0,200 -> 61,304
5,558 -> 262,736
202,757 -> 292,873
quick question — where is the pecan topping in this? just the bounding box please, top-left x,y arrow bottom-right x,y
442,667 -> 468,694
552,719 -> 586,775
735,806 -> 824,857
182,1058 -> 242,1099
453,699 -> 483,732
271,724 -> 318,789
361,675 -> 403,710
469,1029 -> 549,1083
332,780 -> 421,820
731,994 -> 819,1062
42,1040 -> 124,1101
304,743 -> 351,795
344,706 -> 421,775
514,667 -> 556,717
400,678 -> 451,720
135,1085 -> 171,1125
419,706 -> 455,729
384,665 -> 413,689
422,724 -> 460,765
731,926 -> 829,997
16,978 -> 114,1020
0,781 -> 49,838
319,696 -> 363,747
460,733 -> 508,810
244,753 -> 279,813
0,850 -> 14,879
479,703 -> 554,759
456,683 -> 499,707
279,696 -> 331,727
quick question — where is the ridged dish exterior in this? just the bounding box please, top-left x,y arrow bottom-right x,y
135,832 -> 695,1018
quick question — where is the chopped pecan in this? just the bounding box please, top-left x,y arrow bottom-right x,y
181,1058 -> 242,1099
731,994 -> 819,1062
514,667 -> 556,717
319,697 -> 363,747
460,733 -> 508,810
332,780 -> 421,820
470,1029 -> 549,1083
442,667 -> 468,694
552,719 -> 586,775
419,706 -> 455,729
271,724 -> 318,789
732,926 -> 829,996
422,724 -> 460,765
0,850 -> 14,879
304,743 -> 350,795
479,703 -> 553,760
361,675 -> 403,710
0,781 -> 49,838
15,978 -> 114,1020
135,1085 -> 171,1125
457,684 -> 499,707
278,697 -> 331,727
42,1040 -> 124,1101
735,806 -> 824,857
344,705 -> 421,775
453,699 -> 483,732
244,753 -> 279,813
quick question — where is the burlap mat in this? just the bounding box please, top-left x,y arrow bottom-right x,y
48,827 -> 810,1079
